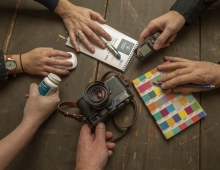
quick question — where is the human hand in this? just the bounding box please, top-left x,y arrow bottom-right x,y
22,47 -> 72,76
157,56 -> 220,93
54,0 -> 111,53
23,83 -> 60,128
139,11 -> 186,50
75,123 -> 115,170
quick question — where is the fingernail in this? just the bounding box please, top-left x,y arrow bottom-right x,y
154,44 -> 160,50
157,66 -> 161,71
102,43 -> 105,49
69,62 -> 73,66
68,54 -> 72,57
66,71 -> 69,75
97,122 -> 105,128
161,84 -> 165,89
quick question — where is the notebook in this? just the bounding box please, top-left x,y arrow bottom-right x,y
132,64 -> 207,139
66,23 -> 138,71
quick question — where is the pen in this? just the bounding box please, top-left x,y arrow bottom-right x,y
153,82 -> 215,89
99,36 -> 121,60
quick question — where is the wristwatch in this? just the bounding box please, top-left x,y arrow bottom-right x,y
5,54 -> 17,77
0,50 -> 8,82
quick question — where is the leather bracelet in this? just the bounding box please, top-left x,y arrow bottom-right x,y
0,50 -> 8,82
20,54 -> 24,72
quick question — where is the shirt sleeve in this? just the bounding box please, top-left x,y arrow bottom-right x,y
0,50 -> 8,83
170,0 -> 218,25
34,0 -> 59,11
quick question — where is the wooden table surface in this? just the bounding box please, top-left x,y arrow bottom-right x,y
1,0 -> 220,169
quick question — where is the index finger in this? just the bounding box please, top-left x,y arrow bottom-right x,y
88,21 -> 111,41
138,27 -> 151,45
46,50 -> 71,58
78,124 -> 93,142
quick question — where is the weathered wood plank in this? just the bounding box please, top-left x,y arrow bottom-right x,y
0,0 -> 107,169
99,0 -> 201,169
200,1 -> 220,170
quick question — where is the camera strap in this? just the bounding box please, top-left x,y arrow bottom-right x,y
57,102 -> 86,122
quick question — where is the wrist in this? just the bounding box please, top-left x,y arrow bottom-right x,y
54,0 -> 76,18
169,10 -> 186,25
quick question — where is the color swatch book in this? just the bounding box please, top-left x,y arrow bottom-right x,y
66,22 -> 138,71
132,65 -> 207,139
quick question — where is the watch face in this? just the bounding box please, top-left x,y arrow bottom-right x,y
5,59 -> 16,70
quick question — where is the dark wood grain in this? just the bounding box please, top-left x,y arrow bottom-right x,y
200,1 -> 220,170
1,0 -> 220,169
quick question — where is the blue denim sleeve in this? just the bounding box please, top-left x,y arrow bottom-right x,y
171,0 -> 218,25
35,0 -> 59,11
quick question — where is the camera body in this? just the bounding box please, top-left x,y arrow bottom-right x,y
77,75 -> 133,129
134,31 -> 161,60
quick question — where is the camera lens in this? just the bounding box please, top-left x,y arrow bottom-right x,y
89,87 -> 105,102
84,81 -> 110,109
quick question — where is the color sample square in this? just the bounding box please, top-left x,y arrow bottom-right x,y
154,87 -> 163,96
179,97 -> 187,105
179,110 -> 188,119
159,121 -> 169,130
160,108 -> 169,117
166,92 -> 175,100
139,75 -> 146,81
165,131 -> 174,139
173,114 -> 181,123
161,96 -> 169,103
147,103 -> 157,112
173,101 -> 181,110
142,94 -> 151,103
173,92 -> 181,96
166,117 -> 175,126
198,111 -> 206,119
185,119 -> 193,126
133,78 -> 140,85
156,74 -> 162,80
172,127 -> 180,135
138,81 -> 152,93
185,94 -> 194,102
150,77 -> 157,85
154,99 -> 163,108
145,71 -> 153,78
148,90 -> 156,99
179,123 -> 187,130
153,112 -> 163,121
151,68 -> 158,74
185,106 -> 194,115
166,104 -> 175,113
192,115 -> 200,122
191,102 -> 200,111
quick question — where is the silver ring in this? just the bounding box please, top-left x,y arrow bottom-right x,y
76,32 -> 80,38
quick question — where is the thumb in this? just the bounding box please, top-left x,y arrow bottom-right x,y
95,122 -> 106,142
153,29 -> 172,50
29,83 -> 40,96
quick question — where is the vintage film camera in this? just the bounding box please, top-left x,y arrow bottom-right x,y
57,71 -> 138,141
134,31 -> 161,60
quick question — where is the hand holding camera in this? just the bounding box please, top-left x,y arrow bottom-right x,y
57,71 -> 138,142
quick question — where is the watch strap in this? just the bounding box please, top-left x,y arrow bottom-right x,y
0,50 -> 8,82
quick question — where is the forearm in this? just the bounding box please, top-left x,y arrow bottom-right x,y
171,0 -> 218,25
0,120 -> 39,169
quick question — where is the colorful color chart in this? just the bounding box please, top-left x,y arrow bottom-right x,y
132,66 -> 207,139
